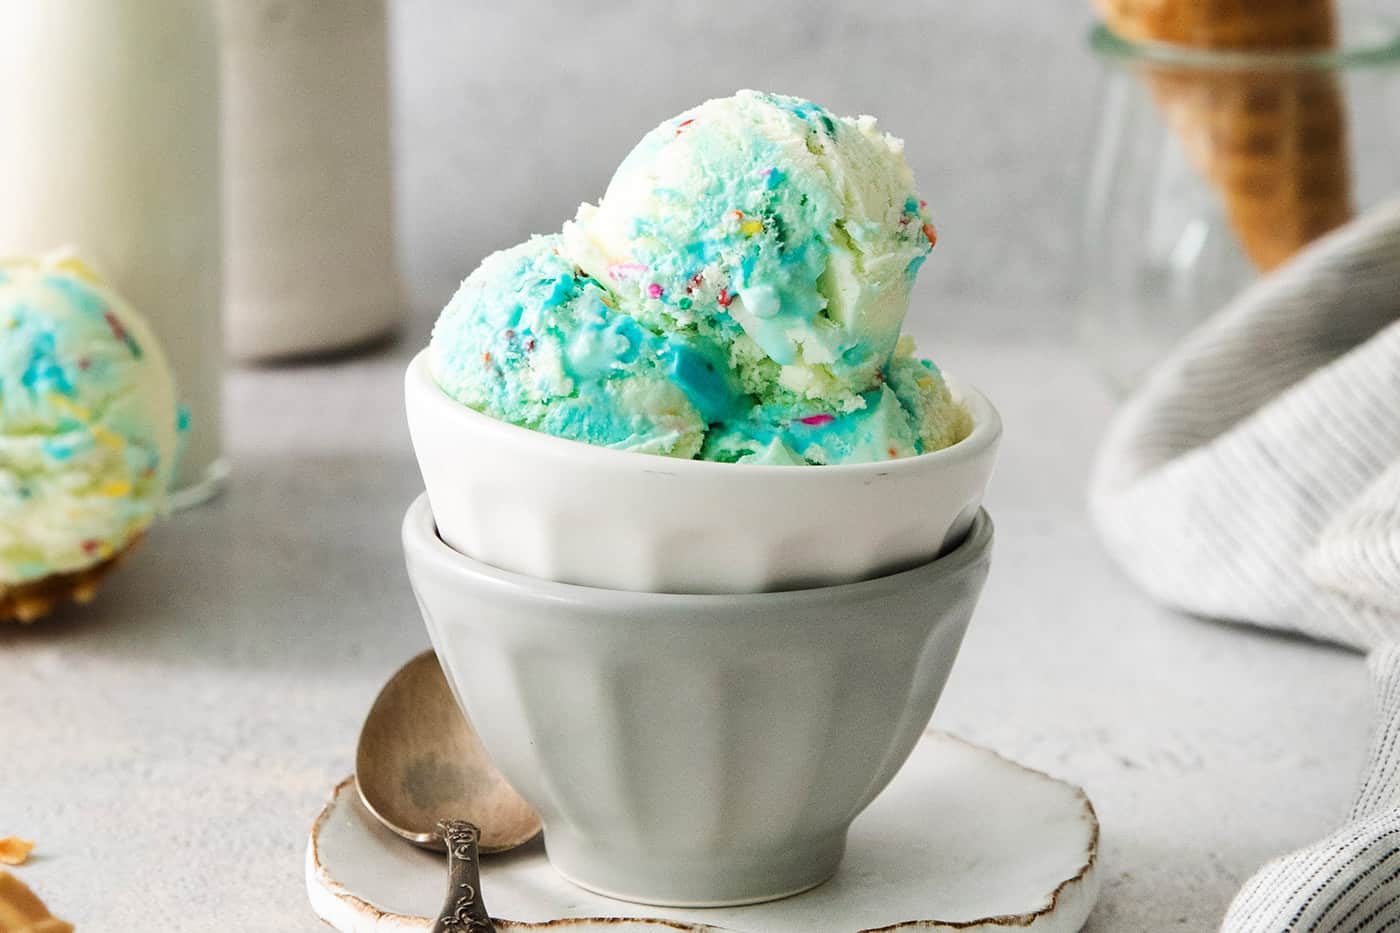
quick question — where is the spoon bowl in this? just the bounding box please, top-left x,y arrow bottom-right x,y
355,649 -> 541,853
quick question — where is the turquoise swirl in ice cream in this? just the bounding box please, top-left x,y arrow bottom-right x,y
429,91 -> 968,465
431,235 -> 746,458
0,254 -> 178,584
701,339 -> 967,465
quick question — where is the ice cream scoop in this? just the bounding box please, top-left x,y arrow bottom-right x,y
0,253 -> 179,621
563,90 -> 936,398
429,91 -> 965,466
430,235 -> 722,459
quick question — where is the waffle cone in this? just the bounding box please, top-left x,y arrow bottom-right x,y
1095,0 -> 1354,270
0,871 -> 74,933
0,535 -> 143,624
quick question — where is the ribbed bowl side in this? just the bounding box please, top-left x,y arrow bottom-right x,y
405,495 -> 992,900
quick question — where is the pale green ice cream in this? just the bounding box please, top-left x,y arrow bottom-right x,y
0,254 -> 178,585
430,90 -> 969,465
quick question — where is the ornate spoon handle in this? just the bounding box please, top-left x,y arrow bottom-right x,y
430,820 -> 496,933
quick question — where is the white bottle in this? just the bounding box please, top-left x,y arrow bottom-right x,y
218,0 -> 402,361
0,0 -> 226,505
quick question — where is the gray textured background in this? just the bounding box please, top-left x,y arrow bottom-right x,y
391,0 -> 1097,341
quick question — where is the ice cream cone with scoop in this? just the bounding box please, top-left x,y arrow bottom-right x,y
1093,0 -> 1354,271
0,252 -> 179,622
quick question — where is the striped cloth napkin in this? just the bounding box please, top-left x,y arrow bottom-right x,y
1089,197 -> 1400,931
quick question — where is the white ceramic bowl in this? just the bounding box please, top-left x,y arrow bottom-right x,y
402,493 -> 994,906
404,349 -> 1000,593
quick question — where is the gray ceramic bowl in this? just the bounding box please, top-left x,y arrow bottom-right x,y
402,493 -> 994,907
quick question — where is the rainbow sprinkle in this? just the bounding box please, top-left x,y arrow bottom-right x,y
103,310 -> 143,358
607,261 -> 648,281
90,425 -> 125,452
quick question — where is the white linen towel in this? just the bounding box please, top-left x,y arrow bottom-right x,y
1089,197 -> 1400,931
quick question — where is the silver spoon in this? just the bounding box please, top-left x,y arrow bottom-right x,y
356,650 -> 541,932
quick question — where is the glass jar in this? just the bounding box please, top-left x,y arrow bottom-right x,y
1079,5 -> 1400,392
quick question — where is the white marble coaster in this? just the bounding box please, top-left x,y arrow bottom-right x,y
307,730 -> 1099,932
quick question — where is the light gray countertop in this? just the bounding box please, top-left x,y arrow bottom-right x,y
0,317 -> 1371,931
